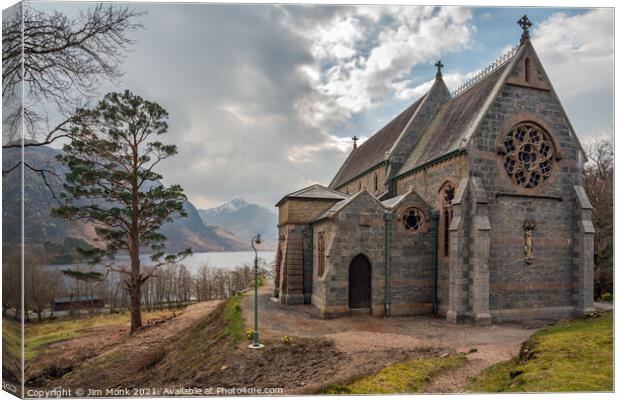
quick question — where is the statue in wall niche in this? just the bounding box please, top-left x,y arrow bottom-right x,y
524,221 -> 535,264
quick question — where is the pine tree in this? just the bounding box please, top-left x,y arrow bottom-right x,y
52,90 -> 191,332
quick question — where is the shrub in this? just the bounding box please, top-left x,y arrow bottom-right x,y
600,293 -> 612,302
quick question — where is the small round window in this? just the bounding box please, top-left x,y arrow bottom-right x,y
403,208 -> 424,232
503,122 -> 554,189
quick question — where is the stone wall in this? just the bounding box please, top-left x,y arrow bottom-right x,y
278,198 -> 341,225
276,197 -> 341,305
311,191 -> 436,318
467,77 -> 588,321
394,154 -> 468,315
388,193 -> 436,316
276,223 -> 306,305
311,192 -> 386,318
336,164 -> 388,198
394,155 -> 468,208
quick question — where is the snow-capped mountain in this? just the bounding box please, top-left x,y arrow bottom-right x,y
198,199 -> 278,249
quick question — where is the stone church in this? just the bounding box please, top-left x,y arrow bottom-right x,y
274,16 -> 594,324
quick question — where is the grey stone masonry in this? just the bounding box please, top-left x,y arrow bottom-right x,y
446,177 -> 470,323
278,224 -> 306,305
573,185 -> 595,315
311,191 -> 387,318
468,177 -> 491,325
466,41 -> 588,321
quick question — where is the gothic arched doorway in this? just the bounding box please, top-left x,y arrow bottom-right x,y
349,254 -> 371,310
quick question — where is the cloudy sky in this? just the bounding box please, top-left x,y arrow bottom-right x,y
39,3 -> 613,210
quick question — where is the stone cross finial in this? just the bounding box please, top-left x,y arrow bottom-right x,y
518,15 -> 533,44
434,60 -> 444,78
352,135 -> 358,149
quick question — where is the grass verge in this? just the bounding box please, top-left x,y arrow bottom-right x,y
320,353 -> 467,394
3,319 -> 22,360
4,309 -> 180,361
468,312 -> 613,392
220,295 -> 245,344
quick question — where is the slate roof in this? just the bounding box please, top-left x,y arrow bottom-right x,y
275,184 -> 348,206
380,193 -> 406,209
329,95 -> 426,189
396,63 -> 510,176
312,190 -> 383,222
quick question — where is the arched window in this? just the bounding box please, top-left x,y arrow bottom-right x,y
524,58 -> 530,82
439,182 -> 456,257
502,122 -> 554,189
374,172 -> 379,193
317,232 -> 326,278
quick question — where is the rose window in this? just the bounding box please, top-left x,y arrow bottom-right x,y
403,208 -> 424,232
503,123 -> 554,188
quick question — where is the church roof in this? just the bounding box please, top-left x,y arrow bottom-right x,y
329,95 -> 426,189
325,29 -> 586,196
275,184 -> 348,206
396,63 -> 510,176
380,193 -> 407,208
312,190 -> 383,223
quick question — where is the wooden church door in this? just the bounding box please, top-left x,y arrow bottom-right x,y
349,254 -> 371,309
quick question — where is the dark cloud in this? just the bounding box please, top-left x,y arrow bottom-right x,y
92,4 -> 350,209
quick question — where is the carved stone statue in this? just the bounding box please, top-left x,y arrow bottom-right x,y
524,221 -> 535,264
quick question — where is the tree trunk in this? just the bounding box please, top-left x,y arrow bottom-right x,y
129,248 -> 142,332
129,136 -> 143,333
130,283 -> 142,332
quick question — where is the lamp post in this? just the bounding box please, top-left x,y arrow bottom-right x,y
249,233 -> 264,349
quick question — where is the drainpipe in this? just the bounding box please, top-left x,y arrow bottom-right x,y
383,210 -> 394,317
431,211 -> 440,315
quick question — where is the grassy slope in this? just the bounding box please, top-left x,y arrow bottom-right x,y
3,309 -> 179,361
320,354 -> 467,394
468,312 -> 613,392
121,296 -> 245,385
2,319 -> 21,360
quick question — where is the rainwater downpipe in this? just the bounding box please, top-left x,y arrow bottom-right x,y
383,210 -> 394,317
431,210 -> 440,316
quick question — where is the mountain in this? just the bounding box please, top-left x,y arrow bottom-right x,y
2,145 -> 248,262
198,199 -> 278,249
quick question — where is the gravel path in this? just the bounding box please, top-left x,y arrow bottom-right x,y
242,282 -> 542,392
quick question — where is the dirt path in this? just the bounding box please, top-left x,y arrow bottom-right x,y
242,282 -> 543,393
423,344 -> 520,392
105,300 -> 222,352
33,301 -> 221,388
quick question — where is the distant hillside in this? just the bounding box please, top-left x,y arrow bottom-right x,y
199,199 -> 278,249
2,146 -> 248,262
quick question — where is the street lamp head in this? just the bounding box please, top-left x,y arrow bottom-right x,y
255,234 -> 262,245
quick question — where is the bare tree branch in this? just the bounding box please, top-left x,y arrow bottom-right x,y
2,2 -> 144,147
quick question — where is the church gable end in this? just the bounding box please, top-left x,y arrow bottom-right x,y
462,18 -> 592,321
505,45 -> 551,91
